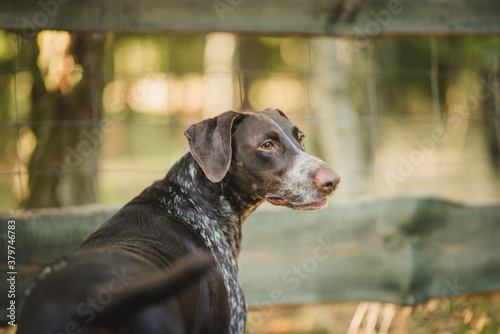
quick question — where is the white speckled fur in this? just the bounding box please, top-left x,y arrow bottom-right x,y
279,152 -> 329,205
160,159 -> 246,334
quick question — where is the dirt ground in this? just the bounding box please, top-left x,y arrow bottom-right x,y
1,293 -> 499,334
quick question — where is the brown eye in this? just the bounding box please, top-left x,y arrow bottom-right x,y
298,133 -> 305,147
260,141 -> 275,151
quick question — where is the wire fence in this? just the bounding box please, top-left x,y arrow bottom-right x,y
0,31 -> 499,211
1,30 -> 500,334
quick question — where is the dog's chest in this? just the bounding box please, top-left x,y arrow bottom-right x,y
189,214 -> 246,334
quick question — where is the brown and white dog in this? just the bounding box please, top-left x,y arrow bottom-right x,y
18,109 -> 340,334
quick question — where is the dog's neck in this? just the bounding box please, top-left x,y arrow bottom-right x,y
157,153 -> 261,256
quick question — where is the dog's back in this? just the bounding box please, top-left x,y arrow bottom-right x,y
17,246 -> 215,334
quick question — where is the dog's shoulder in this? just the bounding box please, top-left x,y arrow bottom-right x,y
79,199 -> 209,266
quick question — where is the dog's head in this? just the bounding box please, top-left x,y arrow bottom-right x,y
185,109 -> 340,211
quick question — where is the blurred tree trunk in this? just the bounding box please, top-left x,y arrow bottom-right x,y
310,38 -> 370,196
26,32 -> 106,209
239,37 -> 266,110
486,63 -> 500,174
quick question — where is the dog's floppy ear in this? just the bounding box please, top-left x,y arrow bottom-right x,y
184,111 -> 240,183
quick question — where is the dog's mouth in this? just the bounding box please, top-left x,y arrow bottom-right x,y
266,196 -> 328,211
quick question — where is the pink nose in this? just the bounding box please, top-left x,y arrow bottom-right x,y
315,168 -> 340,194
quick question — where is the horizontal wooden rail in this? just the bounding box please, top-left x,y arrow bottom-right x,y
0,0 -> 499,37
1,195 -> 500,320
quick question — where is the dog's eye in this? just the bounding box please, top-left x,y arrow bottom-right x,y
260,141 -> 275,151
298,133 -> 305,147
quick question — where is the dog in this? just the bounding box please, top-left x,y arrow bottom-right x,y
17,109 -> 340,334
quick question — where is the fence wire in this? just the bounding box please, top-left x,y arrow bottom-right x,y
0,31 -> 499,210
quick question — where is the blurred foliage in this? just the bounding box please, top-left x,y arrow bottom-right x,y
0,31 -> 498,208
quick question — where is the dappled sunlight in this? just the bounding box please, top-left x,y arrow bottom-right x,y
103,73 -> 207,116
0,31 -> 17,61
114,38 -> 163,74
102,79 -> 128,115
37,31 -> 81,94
204,32 -> 236,71
204,33 -> 237,117
127,74 -> 169,114
7,126 -> 36,204
10,72 -> 33,101
168,74 -> 205,115
180,74 -> 205,114
248,76 -> 306,116
17,126 -> 36,165
280,38 -> 309,70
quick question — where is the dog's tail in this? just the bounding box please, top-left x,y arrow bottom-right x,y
93,252 -> 215,323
